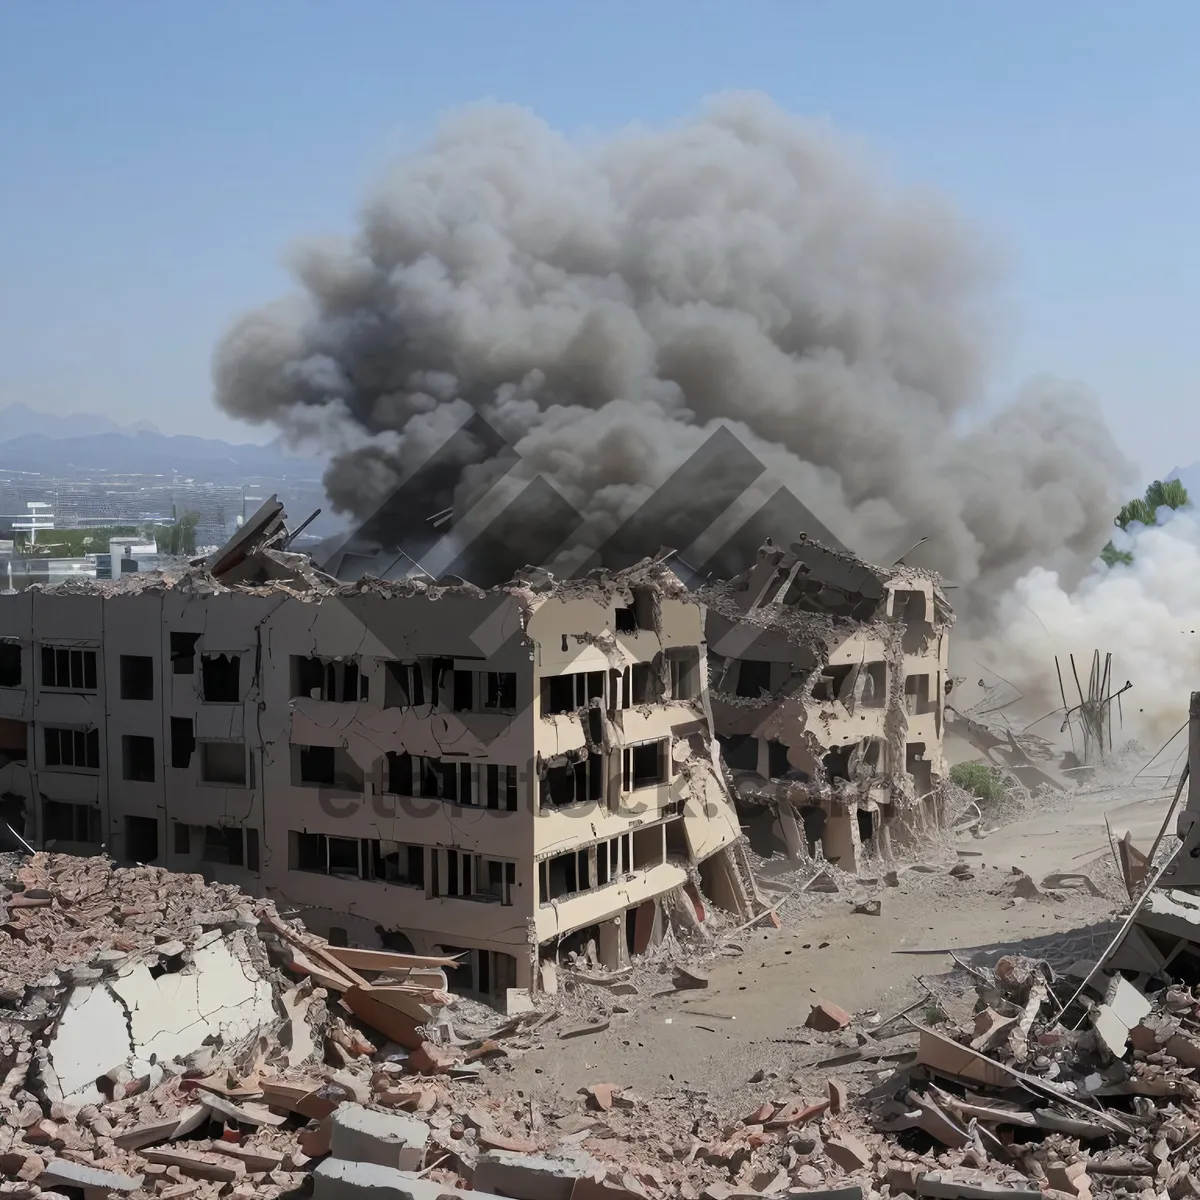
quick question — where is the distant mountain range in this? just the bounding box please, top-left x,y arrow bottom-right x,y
0,402 -> 162,441
0,403 -> 326,480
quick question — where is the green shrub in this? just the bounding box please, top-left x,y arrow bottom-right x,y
949,760 -> 1006,804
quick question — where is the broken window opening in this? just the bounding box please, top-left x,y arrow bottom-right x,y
486,763 -> 520,811
452,669 -> 474,712
170,632 -> 200,675
483,671 -> 517,711
540,848 -> 592,901
202,825 -> 246,867
630,663 -> 659,705
370,840 -> 425,888
43,799 -> 101,844
295,744 -> 362,791
383,660 -> 425,708
823,744 -> 854,783
895,589 -> 932,654
290,655 -> 369,703
541,670 -> 605,716
201,653 -> 240,703
857,808 -> 876,846
667,648 -> 701,700
0,641 -> 21,688
119,654 -> 154,701
632,824 -> 665,869
289,831 -> 372,879
122,734 -> 156,783
734,659 -> 772,698
44,726 -> 100,771
475,857 -> 516,905
861,738 -> 884,774
631,585 -> 656,631
445,760 -> 474,805
907,742 -> 933,797
40,645 -> 97,691
125,815 -> 159,863
199,741 -> 247,786
0,718 -> 26,767
904,673 -> 936,715
419,756 -> 441,799
622,739 -> 667,792
431,658 -> 453,706
328,835 -> 361,877
858,662 -> 888,709
812,663 -> 855,702
767,739 -> 794,780
444,848 -> 473,897
665,817 -> 689,860
718,734 -> 759,773
541,751 -> 604,809
170,717 -> 195,769
385,750 -> 414,796
614,606 -> 637,633
298,745 -> 334,787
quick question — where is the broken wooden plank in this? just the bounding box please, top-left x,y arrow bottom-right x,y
138,1148 -> 246,1183
113,1106 -> 208,1151
913,1025 -> 1132,1135
342,985 -> 428,1050
559,1019 -> 610,1039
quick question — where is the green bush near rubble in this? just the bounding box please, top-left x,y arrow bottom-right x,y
949,760 -> 1006,804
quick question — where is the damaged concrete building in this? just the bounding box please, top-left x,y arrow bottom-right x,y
0,501 -> 756,1008
703,537 -> 955,873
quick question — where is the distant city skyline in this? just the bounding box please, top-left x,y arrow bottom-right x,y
2,1 -> 1198,482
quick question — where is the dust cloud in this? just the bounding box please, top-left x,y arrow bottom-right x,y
213,93 -> 1132,612
989,508 -> 1200,744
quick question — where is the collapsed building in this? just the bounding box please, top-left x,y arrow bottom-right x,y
0,500 -> 758,1010
702,537 -> 955,873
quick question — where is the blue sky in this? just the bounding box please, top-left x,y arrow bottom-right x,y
0,1 -> 1196,481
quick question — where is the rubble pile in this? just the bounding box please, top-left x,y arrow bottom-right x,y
864,953 -> 1200,1199
1,854 -> 855,1200
8,842 -> 1200,1200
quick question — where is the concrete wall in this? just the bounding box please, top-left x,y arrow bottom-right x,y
0,569 -> 745,999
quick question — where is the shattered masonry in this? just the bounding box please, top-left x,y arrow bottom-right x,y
701,536 -> 955,872
0,499 -> 759,1008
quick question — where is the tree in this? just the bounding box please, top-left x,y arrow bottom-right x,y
1101,479 -> 1190,566
160,512 -> 200,556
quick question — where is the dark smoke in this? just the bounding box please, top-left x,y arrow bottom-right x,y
213,94 -> 1132,607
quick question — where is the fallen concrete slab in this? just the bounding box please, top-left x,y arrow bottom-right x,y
330,1103 -> 428,1171
314,1159 -> 502,1200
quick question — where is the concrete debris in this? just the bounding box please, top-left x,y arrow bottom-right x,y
805,1001 -> 852,1032
672,966 -> 710,991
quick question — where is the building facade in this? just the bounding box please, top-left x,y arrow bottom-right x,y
0,543 -> 755,1007
703,538 -> 954,872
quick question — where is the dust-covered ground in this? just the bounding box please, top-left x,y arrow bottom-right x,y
482,753 -> 1175,1129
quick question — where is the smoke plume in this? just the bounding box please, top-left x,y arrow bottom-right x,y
213,94 -> 1132,609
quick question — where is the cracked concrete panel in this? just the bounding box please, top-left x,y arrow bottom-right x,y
47,981 -> 133,1104
109,932 -> 276,1075
680,758 -> 742,860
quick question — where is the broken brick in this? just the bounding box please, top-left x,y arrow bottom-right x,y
825,1133 -> 873,1173
806,1000 -> 852,1031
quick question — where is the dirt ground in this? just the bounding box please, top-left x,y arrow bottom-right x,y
490,760 -> 1175,1125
